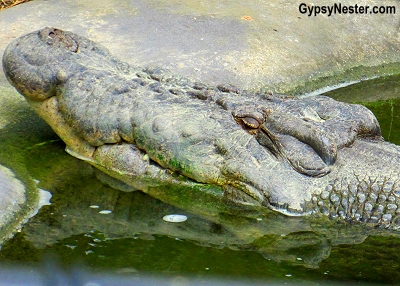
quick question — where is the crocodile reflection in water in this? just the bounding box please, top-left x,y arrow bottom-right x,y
2,27 -> 400,228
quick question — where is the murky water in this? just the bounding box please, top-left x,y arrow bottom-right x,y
1,75 -> 400,284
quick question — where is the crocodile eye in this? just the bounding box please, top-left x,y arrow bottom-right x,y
241,116 -> 260,129
232,109 -> 265,134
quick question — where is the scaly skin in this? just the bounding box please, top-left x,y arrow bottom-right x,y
3,28 -> 400,228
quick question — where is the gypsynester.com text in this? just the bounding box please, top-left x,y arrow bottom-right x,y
299,3 -> 396,17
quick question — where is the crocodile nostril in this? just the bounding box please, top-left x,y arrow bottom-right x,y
39,27 -> 78,52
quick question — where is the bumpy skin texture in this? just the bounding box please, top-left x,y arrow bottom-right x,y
3,28 -> 400,227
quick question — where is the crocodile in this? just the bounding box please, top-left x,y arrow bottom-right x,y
3,27 -> 400,227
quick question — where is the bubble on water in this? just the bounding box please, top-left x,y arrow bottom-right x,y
163,214 -> 188,223
84,283 -> 101,286
90,205 -> 99,209
99,210 -> 112,214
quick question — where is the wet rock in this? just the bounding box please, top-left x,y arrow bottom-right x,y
0,165 -> 28,244
0,0 -> 399,94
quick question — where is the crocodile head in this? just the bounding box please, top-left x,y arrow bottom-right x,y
3,28 -> 400,228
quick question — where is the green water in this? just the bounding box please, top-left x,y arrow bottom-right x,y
1,76 -> 400,284
326,74 -> 400,145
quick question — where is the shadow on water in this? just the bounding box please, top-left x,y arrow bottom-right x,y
1,75 -> 400,284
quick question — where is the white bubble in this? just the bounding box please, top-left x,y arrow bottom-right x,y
99,210 -> 112,214
84,283 -> 101,286
163,214 -> 188,223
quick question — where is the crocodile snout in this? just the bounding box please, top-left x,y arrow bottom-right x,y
38,27 -> 78,53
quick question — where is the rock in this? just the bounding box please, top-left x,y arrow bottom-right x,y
0,165 -> 29,244
0,0 -> 399,94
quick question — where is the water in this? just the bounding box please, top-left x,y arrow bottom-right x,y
1,75 -> 400,284
326,74 -> 400,145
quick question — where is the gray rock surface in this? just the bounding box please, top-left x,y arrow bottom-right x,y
0,165 -> 27,243
0,0 -> 399,94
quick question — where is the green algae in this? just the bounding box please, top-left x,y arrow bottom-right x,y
289,63 -> 400,96
324,73 -> 400,103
